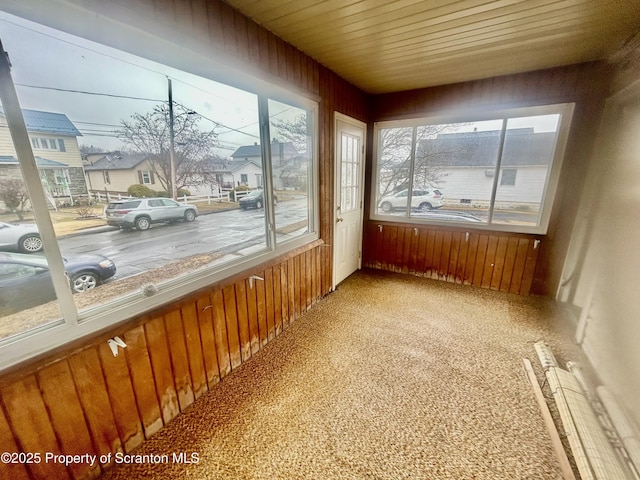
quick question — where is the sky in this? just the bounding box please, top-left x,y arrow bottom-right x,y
0,11 -> 296,156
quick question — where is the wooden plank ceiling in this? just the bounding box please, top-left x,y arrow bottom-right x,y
225,0 -> 640,93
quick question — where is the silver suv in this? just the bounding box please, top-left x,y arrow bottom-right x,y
105,197 -> 198,231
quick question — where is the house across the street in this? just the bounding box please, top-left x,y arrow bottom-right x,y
0,108 -> 86,207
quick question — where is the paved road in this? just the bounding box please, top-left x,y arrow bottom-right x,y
59,200 -> 308,280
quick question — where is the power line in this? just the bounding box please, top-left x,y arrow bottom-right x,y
15,83 -> 164,102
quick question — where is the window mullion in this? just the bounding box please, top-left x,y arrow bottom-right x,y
0,41 -> 78,324
405,126 -> 418,217
487,119 -> 508,225
258,96 -> 276,249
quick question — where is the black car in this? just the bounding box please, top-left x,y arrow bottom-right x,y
0,252 -> 116,316
238,189 -> 278,209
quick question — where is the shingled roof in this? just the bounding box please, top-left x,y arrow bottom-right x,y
417,128 -> 557,167
83,151 -> 149,171
0,108 -> 82,137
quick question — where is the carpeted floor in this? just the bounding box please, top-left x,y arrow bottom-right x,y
102,268 -> 583,480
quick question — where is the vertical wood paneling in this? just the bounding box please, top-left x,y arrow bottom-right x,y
464,233 -> 479,285
500,237 -> 519,292
490,237 -> 509,290
1,376 -> 70,479
264,268 -> 276,341
68,349 -> 122,467
294,255 -> 302,318
0,407 -> 30,480
145,316 -> 179,425
180,302 -> 208,399
280,261 -> 290,329
255,271 -> 268,347
481,236 -> 499,288
439,230 -> 453,280
163,310 -> 195,411
212,289 -> 232,377
38,360 -> 100,479
363,223 -> 539,296
246,277 -> 261,354
192,297 -> 220,390
123,326 -> 163,438
273,264 -> 283,335
520,240 -> 541,296
234,280 -> 252,362
98,342 -> 144,453
223,285 -> 242,369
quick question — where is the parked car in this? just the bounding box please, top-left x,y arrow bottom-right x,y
239,189 -> 278,209
0,222 -> 43,253
105,197 -> 198,230
0,252 -> 116,316
378,188 -> 443,213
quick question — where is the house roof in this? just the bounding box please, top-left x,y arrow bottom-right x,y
417,129 -> 556,168
83,151 -> 149,171
0,155 -> 68,168
231,141 -> 298,159
0,108 -> 82,137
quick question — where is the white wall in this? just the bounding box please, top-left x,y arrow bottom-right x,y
563,85 -> 640,431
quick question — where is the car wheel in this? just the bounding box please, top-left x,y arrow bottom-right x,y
71,272 -> 98,293
419,202 -> 434,210
184,209 -> 196,222
135,216 -> 151,231
380,201 -> 392,213
256,200 -> 263,209
19,234 -> 43,253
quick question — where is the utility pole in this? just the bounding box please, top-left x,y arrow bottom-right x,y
168,77 -> 177,200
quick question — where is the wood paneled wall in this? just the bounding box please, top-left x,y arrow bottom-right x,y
368,62 -> 612,296
0,1 -> 368,479
0,244 -> 325,480
363,223 -> 541,296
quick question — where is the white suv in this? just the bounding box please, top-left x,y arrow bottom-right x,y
378,188 -> 443,213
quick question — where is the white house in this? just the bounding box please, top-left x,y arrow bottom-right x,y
417,128 -> 556,208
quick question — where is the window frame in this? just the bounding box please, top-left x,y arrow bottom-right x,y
0,19 -> 320,370
370,103 -> 574,234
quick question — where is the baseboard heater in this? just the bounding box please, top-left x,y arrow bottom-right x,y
524,342 -> 640,480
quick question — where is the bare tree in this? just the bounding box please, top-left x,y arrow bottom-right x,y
116,104 -> 219,194
0,178 -> 30,221
270,114 -> 310,188
376,123 -> 471,202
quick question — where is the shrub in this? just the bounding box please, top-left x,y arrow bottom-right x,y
128,184 -> 155,198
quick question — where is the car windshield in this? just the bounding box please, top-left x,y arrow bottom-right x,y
247,190 -> 262,197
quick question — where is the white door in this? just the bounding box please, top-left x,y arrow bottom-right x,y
333,113 -> 366,288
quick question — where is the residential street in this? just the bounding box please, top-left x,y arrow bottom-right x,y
57,199 -> 309,280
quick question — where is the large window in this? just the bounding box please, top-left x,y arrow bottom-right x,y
0,11 -> 317,368
372,104 -> 574,233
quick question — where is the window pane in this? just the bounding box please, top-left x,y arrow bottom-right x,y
341,133 -> 360,213
268,99 -> 313,242
2,12 -> 268,316
375,127 -> 413,215
1,97 -> 63,339
492,114 -> 560,227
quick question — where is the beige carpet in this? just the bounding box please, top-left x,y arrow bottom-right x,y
102,268 -> 582,479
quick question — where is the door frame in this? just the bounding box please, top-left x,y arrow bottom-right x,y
332,112 -> 367,290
